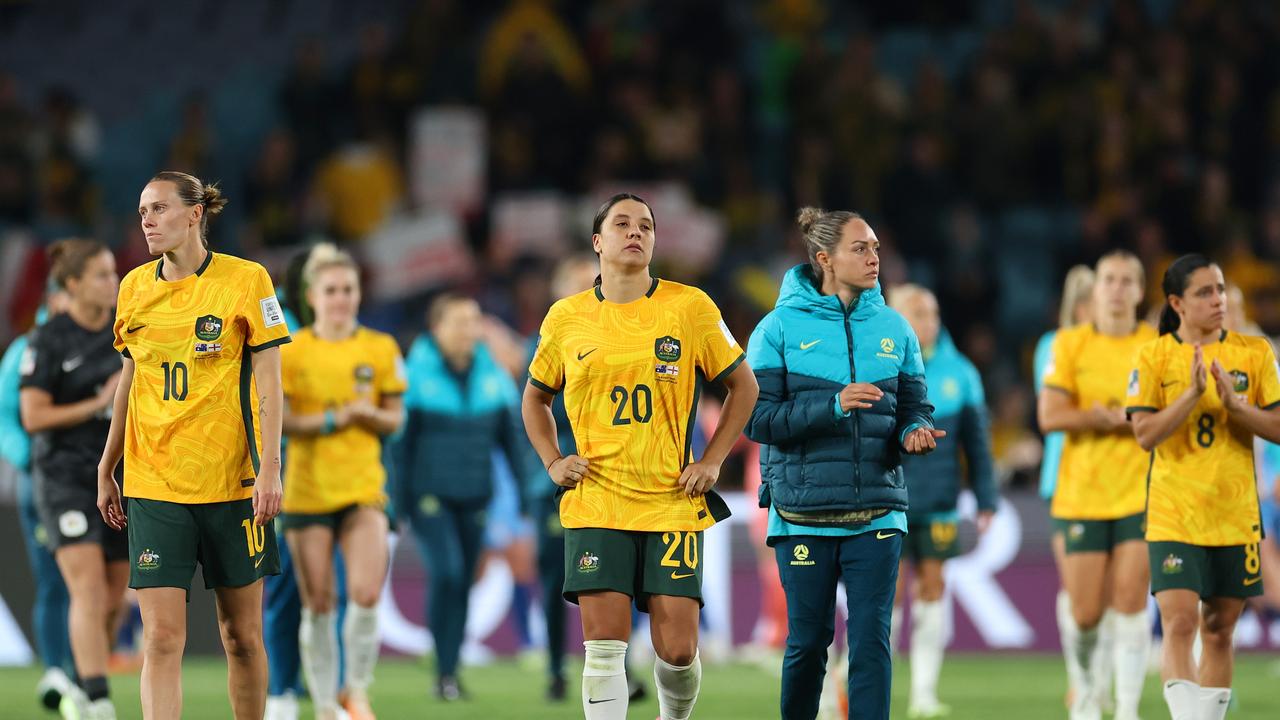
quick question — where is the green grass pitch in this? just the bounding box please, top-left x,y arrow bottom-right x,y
1,654 -> 1276,718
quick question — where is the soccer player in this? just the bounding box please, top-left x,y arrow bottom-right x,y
280,243 -> 405,720
1037,251 -> 1154,720
398,292 -> 536,701
745,208 -> 940,720
1032,265 -> 1100,709
523,193 -> 758,720
97,171 -> 290,719
0,284 -> 74,712
888,284 -> 996,719
1127,254 -> 1279,720
20,239 -> 126,719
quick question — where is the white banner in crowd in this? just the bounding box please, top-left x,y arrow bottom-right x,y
363,212 -> 474,302
410,107 -> 486,216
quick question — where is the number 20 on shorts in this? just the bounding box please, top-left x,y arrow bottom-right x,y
661,531 -> 699,570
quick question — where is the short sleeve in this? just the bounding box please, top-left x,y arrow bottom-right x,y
1041,332 -> 1076,395
245,265 -> 292,352
528,307 -> 565,394
112,275 -> 135,357
18,328 -> 59,394
380,336 -> 408,396
693,291 -> 745,384
1125,342 -> 1161,415
1255,342 -> 1280,410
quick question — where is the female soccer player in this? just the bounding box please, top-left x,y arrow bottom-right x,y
280,243 -> 404,720
399,292 -> 535,701
1038,251 -> 1154,720
744,207 -> 940,720
20,239 -> 125,719
889,284 -> 996,719
1127,254 -> 1279,720
523,193 -> 758,720
1,283 -> 73,713
97,171 -> 290,720
1032,265 -> 1100,709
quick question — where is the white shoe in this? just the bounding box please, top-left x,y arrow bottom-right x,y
85,698 -> 117,720
1068,696 -> 1102,720
58,686 -> 88,720
265,692 -> 300,720
907,700 -> 952,718
36,668 -> 72,710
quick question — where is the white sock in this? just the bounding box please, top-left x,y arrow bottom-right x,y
1198,687 -> 1231,720
1069,623 -> 1100,708
1057,591 -> 1084,699
654,651 -> 702,720
299,608 -> 339,711
1093,609 -> 1116,710
1111,610 -> 1150,718
342,602 -> 381,692
890,605 -> 903,656
909,599 -> 946,707
1162,679 -> 1200,720
582,640 -> 629,719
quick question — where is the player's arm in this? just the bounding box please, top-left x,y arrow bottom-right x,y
744,315 -> 844,445
679,360 -> 758,496
1131,345 -> 1206,452
897,328 -> 944,455
521,382 -> 586,489
959,364 -> 998,521
251,345 -> 284,525
348,394 -> 404,436
1037,387 -> 1128,434
19,331 -> 119,432
97,357 -> 134,530
282,398 -> 352,436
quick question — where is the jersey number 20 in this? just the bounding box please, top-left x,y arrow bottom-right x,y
611,384 -> 653,425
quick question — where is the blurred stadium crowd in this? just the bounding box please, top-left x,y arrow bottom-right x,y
3,0 -> 1280,494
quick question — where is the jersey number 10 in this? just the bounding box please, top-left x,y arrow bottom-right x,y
161,361 -> 189,401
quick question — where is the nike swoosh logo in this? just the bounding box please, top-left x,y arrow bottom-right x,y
127,324 -> 146,334
587,698 -> 616,704
61,357 -> 84,372
876,530 -> 897,540
671,572 -> 694,580
800,340 -> 821,350
1243,576 -> 1262,586
577,348 -> 598,361
254,555 -> 265,569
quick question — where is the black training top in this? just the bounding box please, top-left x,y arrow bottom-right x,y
19,312 -> 121,479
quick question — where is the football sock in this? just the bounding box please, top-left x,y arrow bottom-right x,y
1198,686 -> 1231,720
342,602 -> 380,692
909,599 -> 946,707
300,608 -> 339,710
654,651 -> 701,720
1112,610 -> 1150,718
582,640 -> 628,720
1162,679 -> 1200,720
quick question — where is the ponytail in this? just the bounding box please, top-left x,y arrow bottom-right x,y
1157,303 -> 1180,336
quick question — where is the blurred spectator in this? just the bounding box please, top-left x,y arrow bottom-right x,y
242,130 -> 307,251
314,130 -> 402,242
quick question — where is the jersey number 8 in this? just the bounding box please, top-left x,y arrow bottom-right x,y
1196,413 -> 1214,448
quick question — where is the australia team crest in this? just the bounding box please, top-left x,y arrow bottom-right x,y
195,314 -> 223,341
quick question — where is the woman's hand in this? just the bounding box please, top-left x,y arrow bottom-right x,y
1189,345 -> 1207,396
96,467 -> 126,530
903,426 -> 947,455
549,454 -> 590,488
1210,359 -> 1242,413
838,383 -> 884,412
677,460 -> 721,497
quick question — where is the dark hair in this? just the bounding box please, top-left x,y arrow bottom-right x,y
48,238 -> 109,289
797,206 -> 863,277
427,292 -> 477,331
149,170 -> 227,247
591,192 -> 655,238
282,247 -> 314,328
1157,253 -> 1215,336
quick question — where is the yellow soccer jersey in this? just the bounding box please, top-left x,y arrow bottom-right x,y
281,327 -> 406,514
528,279 -> 745,532
114,253 -> 291,504
1126,330 -> 1280,545
1043,323 -> 1157,520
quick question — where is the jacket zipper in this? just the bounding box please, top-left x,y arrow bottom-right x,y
841,299 -> 863,506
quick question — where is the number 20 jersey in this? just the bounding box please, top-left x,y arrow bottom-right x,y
528,279 -> 745,532
113,253 -> 291,504
1126,330 -> 1280,545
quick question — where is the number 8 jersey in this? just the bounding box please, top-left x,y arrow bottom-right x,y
528,279 -> 745,532
1126,330 -> 1280,545
113,253 -> 292,504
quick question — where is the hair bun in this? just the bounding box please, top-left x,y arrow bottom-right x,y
796,207 -> 824,235
201,184 -> 228,215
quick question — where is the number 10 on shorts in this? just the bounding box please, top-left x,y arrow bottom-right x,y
240,518 -> 265,557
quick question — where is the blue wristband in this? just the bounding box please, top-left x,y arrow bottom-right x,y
323,409 -> 337,434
